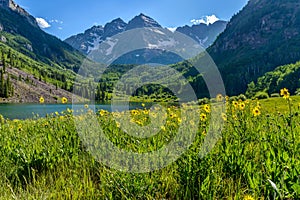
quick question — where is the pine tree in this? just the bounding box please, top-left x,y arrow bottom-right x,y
0,69 -> 4,97
1,51 -> 6,73
4,74 -> 10,97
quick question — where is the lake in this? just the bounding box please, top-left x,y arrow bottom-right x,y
0,102 -> 151,120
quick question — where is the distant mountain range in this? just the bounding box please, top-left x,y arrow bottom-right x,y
65,13 -> 227,55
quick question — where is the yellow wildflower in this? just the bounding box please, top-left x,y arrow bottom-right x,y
131,110 -> 138,115
143,110 -> 149,115
239,102 -> 246,110
39,96 -> 45,104
136,120 -> 143,126
204,104 -> 210,113
280,88 -> 290,99
216,94 -> 223,102
99,109 -> 107,116
200,113 -> 207,121
252,106 -> 261,117
169,113 -> 178,119
243,195 -> 255,200
232,101 -> 239,108
225,96 -> 229,102
18,124 -> 22,131
61,97 -> 68,104
84,104 -> 89,109
161,126 -> 166,131
256,101 -> 261,108
177,117 -> 182,123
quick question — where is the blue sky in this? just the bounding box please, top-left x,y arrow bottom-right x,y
14,0 -> 248,40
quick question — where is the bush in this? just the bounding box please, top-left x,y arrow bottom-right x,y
253,92 -> 269,100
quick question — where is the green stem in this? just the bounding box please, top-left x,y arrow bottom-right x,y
287,99 -> 294,140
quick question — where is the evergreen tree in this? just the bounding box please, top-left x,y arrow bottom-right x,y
2,51 -> 6,73
0,70 -> 4,96
4,74 -> 10,98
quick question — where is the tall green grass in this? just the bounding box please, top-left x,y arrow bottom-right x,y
0,98 -> 299,199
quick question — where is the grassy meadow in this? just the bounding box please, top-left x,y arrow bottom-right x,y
0,94 -> 299,199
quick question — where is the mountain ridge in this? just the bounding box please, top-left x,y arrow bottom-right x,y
65,13 -> 227,55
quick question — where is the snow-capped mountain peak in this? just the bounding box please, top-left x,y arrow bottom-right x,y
64,14 -> 227,55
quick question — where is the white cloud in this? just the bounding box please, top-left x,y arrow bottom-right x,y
191,15 -> 220,25
58,27 -> 63,30
49,19 -> 63,24
36,18 -> 51,28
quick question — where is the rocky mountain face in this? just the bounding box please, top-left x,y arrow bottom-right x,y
103,18 -> 127,38
125,13 -> 162,30
65,13 -> 227,55
65,18 -> 127,54
65,25 -> 105,54
176,20 -> 227,48
207,0 -> 300,95
0,0 -> 38,27
0,0 -> 84,71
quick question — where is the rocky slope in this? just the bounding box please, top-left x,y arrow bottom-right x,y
0,65 -> 84,103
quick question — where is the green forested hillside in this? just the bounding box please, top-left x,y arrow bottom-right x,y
208,0 -> 300,95
0,6 -> 85,72
246,61 -> 300,97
